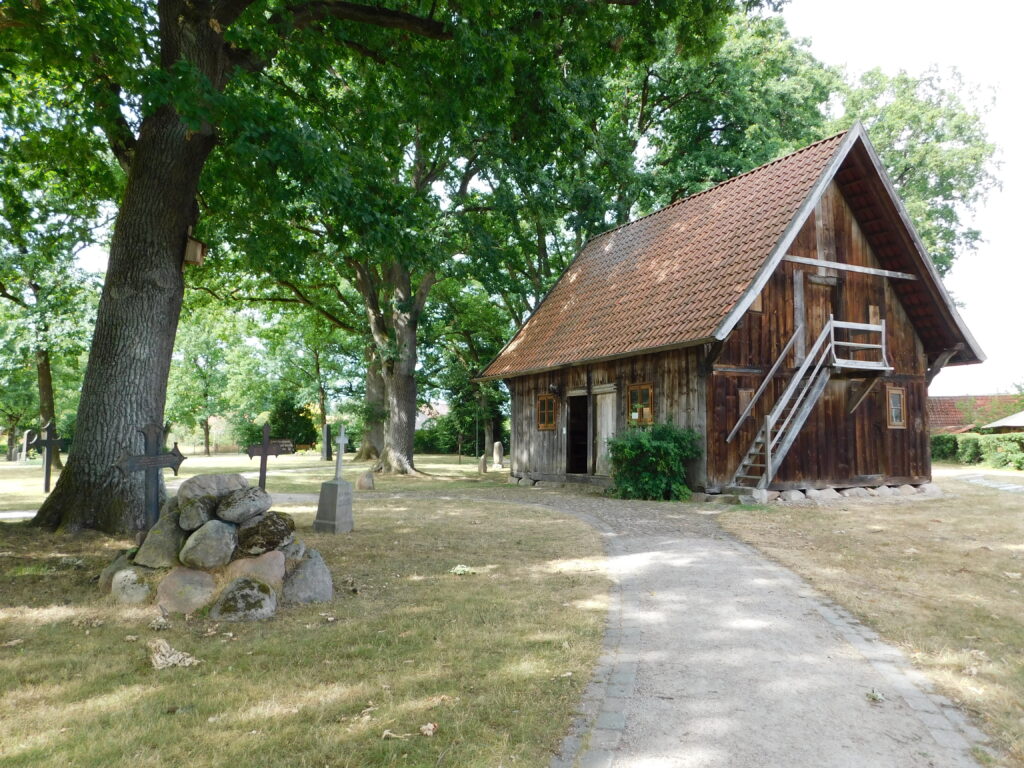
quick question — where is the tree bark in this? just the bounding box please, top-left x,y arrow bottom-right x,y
316,352 -> 330,461
483,416 -> 494,458
369,264 -> 434,475
354,349 -> 384,461
34,346 -> 63,470
6,429 -> 16,462
31,6 -> 227,533
201,417 -> 211,456
378,314 -> 418,473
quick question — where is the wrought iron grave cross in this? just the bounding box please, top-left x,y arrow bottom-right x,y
246,422 -> 287,491
115,423 -> 186,531
25,421 -> 64,492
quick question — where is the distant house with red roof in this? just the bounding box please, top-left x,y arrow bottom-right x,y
928,395 -> 1021,434
479,125 -> 983,493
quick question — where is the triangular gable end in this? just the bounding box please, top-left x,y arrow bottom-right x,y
713,121 -> 984,367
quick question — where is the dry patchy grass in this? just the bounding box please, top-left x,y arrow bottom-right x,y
0,453 -> 509,513
0,494 -> 607,767
718,469 -> 1024,766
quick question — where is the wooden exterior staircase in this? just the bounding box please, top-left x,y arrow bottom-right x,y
726,316 -> 891,490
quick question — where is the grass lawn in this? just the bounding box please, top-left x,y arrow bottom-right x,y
0,452 -> 510,513
0,455 -> 606,767
718,466 -> 1024,767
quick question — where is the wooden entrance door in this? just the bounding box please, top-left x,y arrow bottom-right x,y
594,392 -> 616,475
795,269 -> 839,358
566,395 -> 588,474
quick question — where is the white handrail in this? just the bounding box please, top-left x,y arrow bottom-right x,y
726,327 -> 803,443
832,320 -> 884,332
768,324 -> 832,450
731,314 -> 889,490
767,321 -> 833,427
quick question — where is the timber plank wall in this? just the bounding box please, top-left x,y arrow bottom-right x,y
509,346 -> 707,485
708,181 -> 930,490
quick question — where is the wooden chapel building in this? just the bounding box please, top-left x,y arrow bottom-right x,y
477,125 -> 983,492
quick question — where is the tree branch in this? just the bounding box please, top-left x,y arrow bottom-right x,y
215,0 -> 258,26
93,75 -> 137,173
280,1 -> 452,40
277,279 -> 360,333
342,38 -> 386,64
412,271 -> 436,318
0,279 -> 29,308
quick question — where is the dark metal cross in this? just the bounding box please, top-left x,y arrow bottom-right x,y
116,423 -> 186,531
246,422 -> 287,491
25,422 -> 64,492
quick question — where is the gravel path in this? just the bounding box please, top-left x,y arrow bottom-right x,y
381,487 -> 988,768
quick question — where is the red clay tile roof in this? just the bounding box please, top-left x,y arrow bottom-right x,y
480,132 -> 848,379
927,395 -> 1020,431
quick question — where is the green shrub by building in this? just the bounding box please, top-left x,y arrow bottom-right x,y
607,423 -> 702,501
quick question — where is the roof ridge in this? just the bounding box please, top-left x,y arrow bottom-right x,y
590,129 -> 849,244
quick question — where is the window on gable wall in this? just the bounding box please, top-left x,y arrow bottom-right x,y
536,394 -> 557,430
627,384 -> 654,425
886,386 -> 906,429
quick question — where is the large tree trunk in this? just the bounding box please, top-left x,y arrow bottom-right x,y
34,346 -> 63,470
31,115 -> 212,532
354,347 -> 384,461
201,417 -> 211,456
378,317 -> 419,474
31,8 -> 228,533
356,264 -> 433,475
5,428 -> 16,462
483,417 -> 495,458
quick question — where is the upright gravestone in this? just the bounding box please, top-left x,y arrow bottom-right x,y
478,454 -> 488,474
321,423 -> 332,462
493,441 -> 504,469
314,427 -> 353,534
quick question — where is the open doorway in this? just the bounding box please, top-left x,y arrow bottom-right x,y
566,395 -> 588,474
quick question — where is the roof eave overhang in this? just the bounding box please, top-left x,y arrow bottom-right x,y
473,335 -> 717,382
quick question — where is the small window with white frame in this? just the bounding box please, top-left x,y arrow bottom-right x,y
886,386 -> 906,429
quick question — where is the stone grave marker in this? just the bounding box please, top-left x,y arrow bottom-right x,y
492,441 -> 504,469
478,454 -> 488,474
314,426 -> 353,534
321,422 -> 332,462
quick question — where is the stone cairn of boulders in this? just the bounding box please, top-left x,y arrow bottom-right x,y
99,473 -> 333,621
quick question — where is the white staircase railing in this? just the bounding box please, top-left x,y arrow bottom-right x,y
728,315 -> 891,490
727,327 -> 802,444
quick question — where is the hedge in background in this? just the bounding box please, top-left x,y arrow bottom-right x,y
931,432 -> 1024,470
931,434 -> 957,461
607,423 -> 702,501
956,434 -> 982,464
980,434 -> 1024,470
